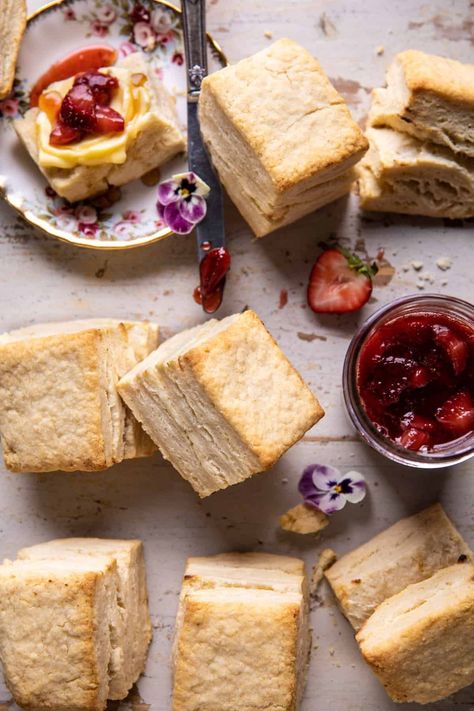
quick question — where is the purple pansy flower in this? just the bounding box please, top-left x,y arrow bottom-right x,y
157,172 -> 210,235
298,464 -> 366,515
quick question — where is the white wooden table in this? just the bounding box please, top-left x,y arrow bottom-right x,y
0,1 -> 473,709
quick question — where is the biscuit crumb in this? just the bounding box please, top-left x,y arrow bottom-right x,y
263,30 -> 273,39
411,260 -> 423,271
310,548 -> 337,595
375,45 -> 385,55
329,646 -> 335,656
436,256 -> 452,271
441,279 -> 448,286
420,271 -> 435,284
280,503 -> 328,534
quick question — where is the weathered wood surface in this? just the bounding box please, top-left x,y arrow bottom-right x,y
0,0 -> 473,708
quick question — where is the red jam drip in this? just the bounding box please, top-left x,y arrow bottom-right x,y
357,311 -> 474,451
194,247 -> 231,314
30,45 -> 117,107
49,71 -> 125,146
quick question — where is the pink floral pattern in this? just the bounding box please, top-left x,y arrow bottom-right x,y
62,0 -> 182,55
32,187 -> 163,242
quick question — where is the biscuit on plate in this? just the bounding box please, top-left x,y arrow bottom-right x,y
14,53 -> 185,202
198,38 -> 368,237
357,563 -> 474,704
369,50 -> 474,158
17,538 -> 152,701
173,552 -> 310,711
357,126 -> 474,218
0,0 -> 26,99
0,318 -> 159,473
325,503 -> 472,630
118,309 -> 324,497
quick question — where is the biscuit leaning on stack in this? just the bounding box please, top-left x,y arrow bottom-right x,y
0,538 -> 152,710
198,38 -> 368,237
118,309 -> 324,497
358,50 -> 474,218
325,503 -> 474,703
325,503 -> 472,630
172,553 -> 310,711
0,318 -> 159,473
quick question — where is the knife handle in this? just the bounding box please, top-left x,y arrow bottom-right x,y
181,0 -> 208,100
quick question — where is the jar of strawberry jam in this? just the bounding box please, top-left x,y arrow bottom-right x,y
343,294 -> 474,468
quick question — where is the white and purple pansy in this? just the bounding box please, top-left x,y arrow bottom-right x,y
156,172 -> 210,235
298,464 -> 367,515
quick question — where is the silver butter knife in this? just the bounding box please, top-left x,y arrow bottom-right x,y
181,0 -> 229,314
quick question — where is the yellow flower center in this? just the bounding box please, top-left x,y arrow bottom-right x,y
180,188 -> 190,198
334,484 -> 342,494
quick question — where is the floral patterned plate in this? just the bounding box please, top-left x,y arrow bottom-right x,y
0,0 -> 226,249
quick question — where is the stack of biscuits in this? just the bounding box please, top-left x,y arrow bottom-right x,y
172,553 -> 310,710
0,538 -> 152,710
358,50 -> 474,218
325,503 -> 474,704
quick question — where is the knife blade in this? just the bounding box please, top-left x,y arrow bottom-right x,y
181,0 -> 228,313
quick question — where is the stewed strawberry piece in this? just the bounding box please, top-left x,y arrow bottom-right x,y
436,391 -> 474,437
59,84 -> 96,130
94,105 -> 125,133
49,120 -> 83,146
74,71 -> 118,105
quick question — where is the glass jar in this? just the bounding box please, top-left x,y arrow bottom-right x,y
343,293 -> 474,468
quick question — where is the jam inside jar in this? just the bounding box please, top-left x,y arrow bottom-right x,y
357,309 -> 474,452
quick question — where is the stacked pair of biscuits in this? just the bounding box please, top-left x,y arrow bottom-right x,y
172,553 -> 310,710
359,50 -> 474,218
0,310 -> 324,496
0,318 -> 159,472
325,504 -> 474,704
198,38 -> 368,237
0,538 -> 151,710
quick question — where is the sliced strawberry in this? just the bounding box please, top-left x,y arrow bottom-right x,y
409,414 -> 438,433
93,105 -> 125,134
307,248 -> 376,314
436,391 -> 474,436
49,120 -> 83,145
432,325 -> 468,375
399,427 -> 431,451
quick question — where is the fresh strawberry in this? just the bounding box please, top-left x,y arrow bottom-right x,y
307,247 -> 377,314
94,105 -> 125,134
436,391 -> 474,436
432,325 -> 468,375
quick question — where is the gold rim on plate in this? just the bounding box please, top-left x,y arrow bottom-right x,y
1,0 -> 227,251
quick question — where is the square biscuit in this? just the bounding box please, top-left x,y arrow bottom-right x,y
0,556 -> 119,711
325,503 -> 472,630
358,126 -> 474,218
357,563 -> 474,704
118,310 -> 324,497
173,552 -> 309,711
17,538 -> 152,701
0,318 -> 158,472
369,50 -> 474,158
198,38 -> 367,236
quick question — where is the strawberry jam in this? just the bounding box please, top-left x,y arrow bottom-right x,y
49,71 -> 124,146
194,247 -> 231,314
357,310 -> 474,451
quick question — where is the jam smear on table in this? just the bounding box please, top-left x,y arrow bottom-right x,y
357,311 -> 474,451
48,71 -> 124,146
30,45 -> 117,107
194,247 -> 231,314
